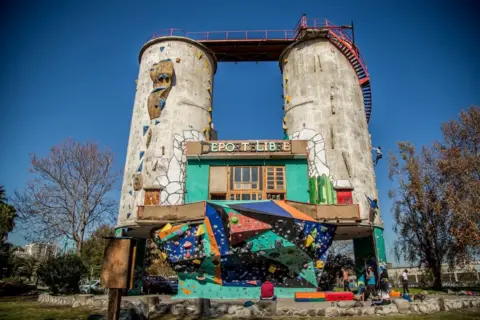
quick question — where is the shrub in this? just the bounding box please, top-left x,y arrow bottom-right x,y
36,254 -> 87,294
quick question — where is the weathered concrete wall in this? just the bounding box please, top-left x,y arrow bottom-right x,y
280,38 -> 380,224
118,37 -> 216,226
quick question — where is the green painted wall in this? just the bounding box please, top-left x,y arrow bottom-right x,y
185,159 -> 308,203
185,163 -> 210,204
285,162 -> 309,202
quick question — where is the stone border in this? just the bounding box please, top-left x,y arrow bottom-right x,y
38,294 -> 480,318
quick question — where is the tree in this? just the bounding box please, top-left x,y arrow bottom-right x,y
145,239 -> 175,277
318,252 -> 355,291
80,224 -> 114,279
0,185 -> 17,278
435,107 -> 480,250
37,254 -> 87,294
14,140 -> 119,253
13,255 -> 39,282
389,142 -> 467,289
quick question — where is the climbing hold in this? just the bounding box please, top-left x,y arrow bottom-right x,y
284,58 -> 288,63
160,223 -> 172,233
275,239 -> 283,248
143,125 -> 149,135
127,213 -> 131,218
176,57 -> 181,63
196,224 -> 205,236
139,151 -> 144,160
197,275 -> 206,281
155,120 -> 160,125
286,95 -> 291,103
159,46 -> 165,52
316,260 -> 324,269
196,50 -> 203,60
137,161 -> 143,172
174,241 -> 179,246
185,252 -> 191,258
268,265 -> 277,273
230,216 -> 239,224
208,106 -> 212,113
146,130 -> 152,148
306,234 -> 314,247
193,259 -> 201,264
128,190 -> 133,195
161,252 -> 167,260
183,241 -> 192,249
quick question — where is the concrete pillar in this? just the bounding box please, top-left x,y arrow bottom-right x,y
117,37 -> 217,227
279,37 -> 379,224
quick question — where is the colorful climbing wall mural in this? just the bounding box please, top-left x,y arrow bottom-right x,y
154,200 -> 336,299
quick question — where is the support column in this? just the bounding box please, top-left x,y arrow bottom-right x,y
353,227 -> 388,291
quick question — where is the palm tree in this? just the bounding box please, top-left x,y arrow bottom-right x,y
0,185 -> 5,204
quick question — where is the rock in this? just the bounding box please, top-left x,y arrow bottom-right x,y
463,300 -> 471,308
236,307 -> 252,318
382,305 -> 399,315
345,308 -> 361,316
375,306 -> 384,315
293,309 -> 308,316
361,307 -> 375,315
216,305 -> 227,315
410,304 -> 419,313
317,309 -> 326,316
421,291 -> 429,296
75,294 -> 94,306
257,300 -> 277,315
142,296 -> 159,313
249,305 -> 262,316
129,299 -> 149,319
72,301 -> 81,308
419,304 -> 429,313
185,305 -> 196,315
171,304 -> 185,317
394,298 -> 411,313
275,309 -> 285,316
154,304 -> 169,315
325,307 -> 339,317
308,308 -> 316,316
438,297 -> 446,311
228,306 -> 237,315
337,301 -> 356,308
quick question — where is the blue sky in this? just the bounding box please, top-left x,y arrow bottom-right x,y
1,0 -> 478,264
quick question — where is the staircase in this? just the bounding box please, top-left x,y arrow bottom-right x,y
326,31 -> 372,123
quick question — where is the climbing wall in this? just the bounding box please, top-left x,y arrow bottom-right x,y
280,39 -> 380,224
117,38 -> 217,225
153,200 -> 336,299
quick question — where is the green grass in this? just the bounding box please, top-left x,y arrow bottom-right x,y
0,296 -> 103,320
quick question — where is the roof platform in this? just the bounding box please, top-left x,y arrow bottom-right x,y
117,200 -> 377,240
144,15 -> 374,122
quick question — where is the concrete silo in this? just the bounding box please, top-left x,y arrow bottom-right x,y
279,33 -> 379,225
117,37 -> 216,225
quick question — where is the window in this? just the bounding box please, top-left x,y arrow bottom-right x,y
210,193 -> 226,200
336,190 -> 353,204
144,189 -> 161,205
231,167 -> 261,190
227,166 -> 285,201
266,166 -> 285,192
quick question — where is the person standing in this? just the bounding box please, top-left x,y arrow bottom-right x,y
402,269 -> 410,294
341,267 -> 349,291
366,266 -> 376,298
